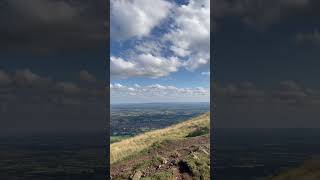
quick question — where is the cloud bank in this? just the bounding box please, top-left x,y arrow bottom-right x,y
110,83 -> 209,103
0,0 -> 106,53
110,0 -> 210,79
214,81 -> 320,128
0,69 -> 106,132
110,0 -> 172,41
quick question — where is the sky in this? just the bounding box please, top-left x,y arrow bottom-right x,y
213,0 -> 320,128
0,0 -> 107,133
110,0 -> 210,104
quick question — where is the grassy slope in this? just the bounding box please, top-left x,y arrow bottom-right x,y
110,112 -> 210,164
266,159 -> 320,180
110,135 -> 131,144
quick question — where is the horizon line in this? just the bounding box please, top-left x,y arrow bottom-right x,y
110,101 -> 210,105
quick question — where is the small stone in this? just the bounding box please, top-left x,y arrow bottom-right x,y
131,170 -> 143,180
160,157 -> 168,164
171,159 -> 177,165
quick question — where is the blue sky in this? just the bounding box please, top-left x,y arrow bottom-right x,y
110,0 -> 210,103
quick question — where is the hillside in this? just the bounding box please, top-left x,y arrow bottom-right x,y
266,159 -> 320,180
110,113 -> 210,180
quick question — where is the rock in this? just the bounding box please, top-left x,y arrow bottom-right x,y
171,151 -> 181,158
160,157 -> 168,164
170,159 -> 177,165
131,170 -> 143,180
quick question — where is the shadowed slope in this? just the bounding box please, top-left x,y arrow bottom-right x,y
267,159 -> 320,180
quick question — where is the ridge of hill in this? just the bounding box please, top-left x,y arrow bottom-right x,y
110,113 -> 210,180
110,112 -> 210,164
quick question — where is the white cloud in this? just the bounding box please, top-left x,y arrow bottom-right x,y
113,83 -> 125,89
8,0 -> 81,23
201,71 -> 210,76
14,69 -> 48,87
111,0 -> 172,41
134,84 -> 141,88
134,40 -> 164,56
214,0 -> 310,29
110,83 -> 209,103
110,0 -> 210,79
170,46 -> 191,57
111,53 -> 181,78
165,0 -> 210,71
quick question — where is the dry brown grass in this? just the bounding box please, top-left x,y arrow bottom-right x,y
110,112 -> 210,164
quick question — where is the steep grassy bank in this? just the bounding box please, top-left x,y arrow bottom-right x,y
111,134 -> 210,180
110,112 -> 210,164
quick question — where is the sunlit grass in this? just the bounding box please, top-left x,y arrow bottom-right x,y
110,112 -> 210,164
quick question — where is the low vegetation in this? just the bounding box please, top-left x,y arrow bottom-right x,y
181,150 -> 210,180
110,112 -> 210,164
110,135 -> 131,143
266,159 -> 320,180
111,135 -> 210,179
186,126 -> 210,137
140,170 -> 174,180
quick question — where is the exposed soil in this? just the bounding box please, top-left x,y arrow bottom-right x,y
110,135 -> 210,180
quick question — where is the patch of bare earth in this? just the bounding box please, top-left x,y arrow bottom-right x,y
110,135 -> 209,180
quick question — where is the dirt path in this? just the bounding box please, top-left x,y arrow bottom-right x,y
110,135 -> 209,180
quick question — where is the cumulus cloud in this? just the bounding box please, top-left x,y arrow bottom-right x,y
134,40 -> 164,56
14,69 -> 51,87
165,0 -> 210,71
214,0 -> 311,29
0,68 -> 106,131
201,71 -> 210,76
110,83 -> 209,102
110,53 -> 181,78
0,68 -> 104,97
0,0 -> 106,53
7,0 -> 80,23
215,80 -> 320,128
110,0 -> 172,41
110,0 -> 211,79
214,81 -> 320,105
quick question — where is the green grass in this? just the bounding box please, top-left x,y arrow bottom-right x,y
110,112 -> 210,164
141,170 -> 174,180
182,150 -> 210,180
110,135 -> 131,143
133,156 -> 162,172
186,126 -> 210,137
